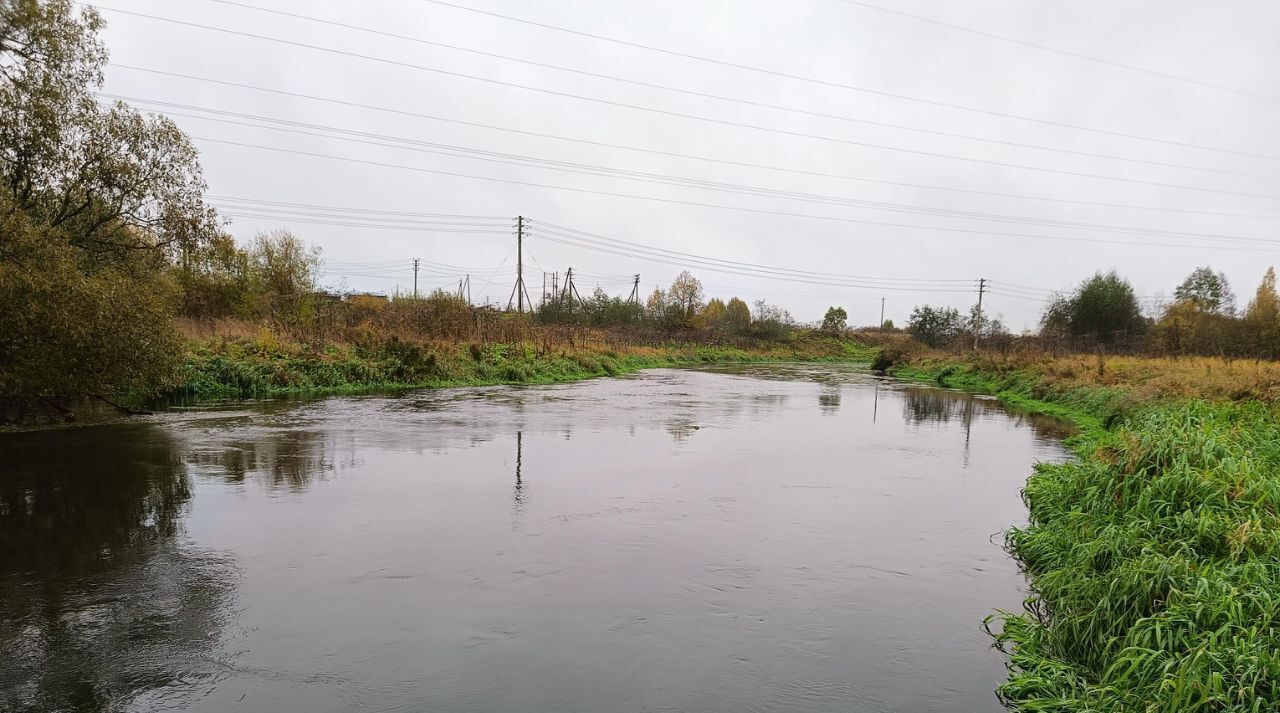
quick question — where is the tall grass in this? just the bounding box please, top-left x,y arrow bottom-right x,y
170,327 -> 873,400
890,352 -> 1280,710
989,403 -> 1280,711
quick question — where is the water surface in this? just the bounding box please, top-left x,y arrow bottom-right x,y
1,364 -> 1070,712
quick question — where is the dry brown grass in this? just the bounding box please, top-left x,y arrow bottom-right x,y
971,350 -> 1280,404
174,317 -> 261,341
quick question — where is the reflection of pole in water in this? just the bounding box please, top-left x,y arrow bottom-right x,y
962,393 -> 973,467
513,430 -> 526,526
872,382 -> 880,424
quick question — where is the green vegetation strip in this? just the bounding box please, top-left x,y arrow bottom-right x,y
173,336 -> 875,400
895,360 -> 1280,711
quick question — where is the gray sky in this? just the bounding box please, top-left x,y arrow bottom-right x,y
94,0 -> 1280,329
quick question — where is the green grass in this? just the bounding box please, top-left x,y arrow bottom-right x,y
170,333 -> 875,401
896,358 -> 1280,711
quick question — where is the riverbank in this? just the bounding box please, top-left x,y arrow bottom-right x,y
887,351 -> 1280,711
171,330 -> 876,401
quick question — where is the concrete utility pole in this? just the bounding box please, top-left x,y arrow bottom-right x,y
516,216 -> 524,312
880,296 -> 885,329
413,258 -> 420,298
508,215 -> 531,312
563,267 -> 574,315
973,278 -> 987,350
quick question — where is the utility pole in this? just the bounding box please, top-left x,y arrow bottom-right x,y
507,216 -> 530,312
973,278 -> 987,350
879,296 -> 885,329
413,258 -> 420,298
629,274 -> 640,304
466,274 -> 471,305
563,267 -> 574,315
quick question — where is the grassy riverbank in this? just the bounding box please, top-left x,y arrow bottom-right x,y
172,329 -> 875,400
888,352 -> 1280,711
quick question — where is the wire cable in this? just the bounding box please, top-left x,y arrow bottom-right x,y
834,0 -> 1279,103
90,8 -> 1280,199
414,0 -> 1280,162
144,99 -> 1280,245
190,135 -> 1280,254
189,0 -> 1278,179
110,64 -> 1280,222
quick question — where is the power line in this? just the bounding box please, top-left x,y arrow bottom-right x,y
834,0 -> 1280,103
209,195 -> 509,220
91,9 -> 1280,199
534,221 -> 974,284
150,99 -> 1280,245
219,211 -> 513,233
525,226 -> 976,292
191,135 -> 1280,254
109,64 -> 1280,222
414,0 -> 1280,162
187,0 -> 1278,180
211,204 -> 510,228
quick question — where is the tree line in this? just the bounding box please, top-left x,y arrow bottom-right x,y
534,269 -> 800,339
905,266 -> 1280,357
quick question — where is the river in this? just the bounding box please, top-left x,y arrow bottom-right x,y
0,363 -> 1071,712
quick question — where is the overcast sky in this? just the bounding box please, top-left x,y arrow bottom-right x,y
93,0 -> 1280,329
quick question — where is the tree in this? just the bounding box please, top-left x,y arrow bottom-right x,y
821,306 -> 847,333
0,0 -> 218,416
700,297 -> 726,330
751,299 -> 794,339
881,319 -> 895,331
907,305 -> 965,347
1040,271 -> 1144,345
1174,266 -> 1235,314
1245,267 -> 1280,356
724,297 -> 751,333
644,287 -> 666,322
969,303 -> 1008,340
1,1 -> 216,258
667,271 -> 704,322
248,229 -> 320,302
177,232 -> 253,319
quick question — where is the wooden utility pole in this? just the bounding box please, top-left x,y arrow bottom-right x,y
629,274 -> 640,304
973,278 -> 987,350
413,258 -> 419,298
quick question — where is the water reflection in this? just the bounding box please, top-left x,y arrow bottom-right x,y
818,384 -> 841,415
178,424 -> 355,491
513,430 -> 527,528
0,427 -> 236,713
0,364 -> 1075,713
900,386 -> 1076,442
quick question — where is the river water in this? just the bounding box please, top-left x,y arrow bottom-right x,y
0,363 -> 1070,712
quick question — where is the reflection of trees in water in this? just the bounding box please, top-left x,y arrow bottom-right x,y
0,427 -> 236,713
819,385 -> 841,415
665,419 -> 701,443
900,387 -> 1075,442
182,428 -> 354,491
